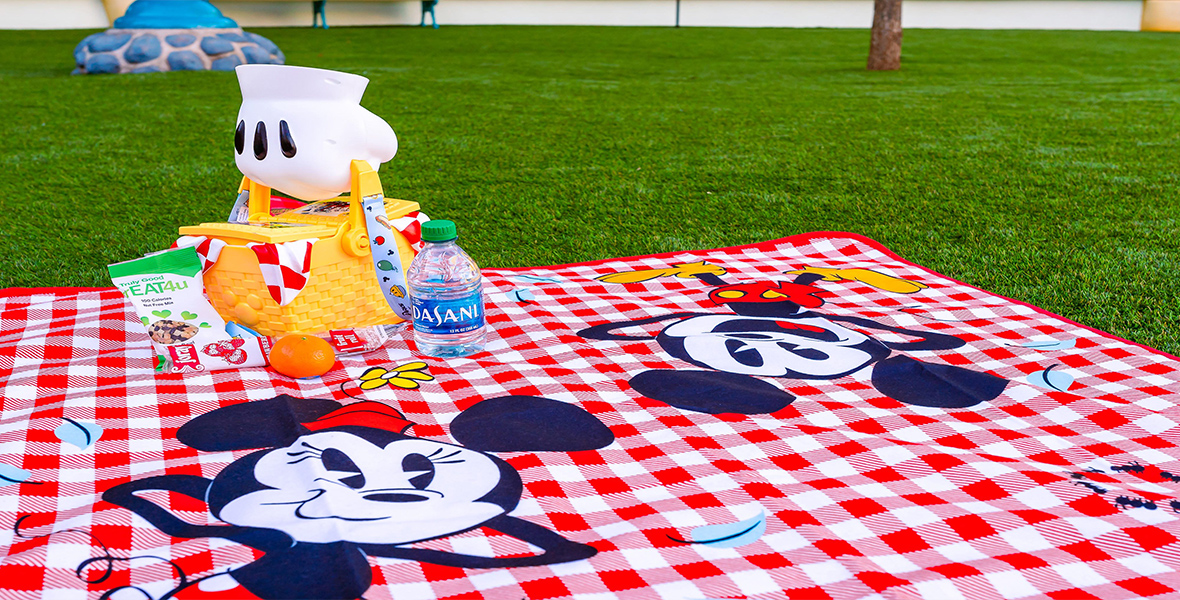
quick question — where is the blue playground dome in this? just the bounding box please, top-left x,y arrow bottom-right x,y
112,0 -> 239,29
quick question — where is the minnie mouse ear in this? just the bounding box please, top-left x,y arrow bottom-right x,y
450,396 -> 614,452
629,370 -> 794,415
177,395 -> 342,451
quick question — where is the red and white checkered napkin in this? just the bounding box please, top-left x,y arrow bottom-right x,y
393,211 -> 430,251
3,233 -> 1180,600
247,239 -> 314,306
177,235 -> 314,306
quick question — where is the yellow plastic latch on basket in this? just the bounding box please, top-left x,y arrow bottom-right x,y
179,160 -> 419,336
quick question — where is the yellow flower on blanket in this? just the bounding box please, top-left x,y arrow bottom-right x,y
358,362 -> 434,390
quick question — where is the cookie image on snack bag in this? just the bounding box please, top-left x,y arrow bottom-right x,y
203,340 -> 250,365
226,349 -> 247,365
203,339 -> 246,356
149,320 -> 200,345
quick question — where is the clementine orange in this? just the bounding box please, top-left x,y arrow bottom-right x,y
270,334 -> 336,379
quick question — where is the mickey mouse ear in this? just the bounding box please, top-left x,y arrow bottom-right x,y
450,396 -> 614,452
629,370 -> 794,415
871,355 -> 1007,408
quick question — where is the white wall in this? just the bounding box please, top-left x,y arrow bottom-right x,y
0,0 -> 110,29
216,0 -> 1144,30
215,0 -> 676,26
0,0 -> 1144,31
902,1 -> 1141,29
684,1 -> 1141,29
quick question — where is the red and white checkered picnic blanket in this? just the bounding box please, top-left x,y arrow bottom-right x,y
3,232 -> 1180,600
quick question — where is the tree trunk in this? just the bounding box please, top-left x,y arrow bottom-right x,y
867,0 -> 903,71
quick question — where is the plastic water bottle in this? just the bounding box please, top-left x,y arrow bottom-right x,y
407,220 -> 486,357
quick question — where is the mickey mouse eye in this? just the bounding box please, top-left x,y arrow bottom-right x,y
253,122 -> 268,160
279,120 -> 296,158
234,120 -> 245,155
725,339 -> 765,368
321,448 -> 365,489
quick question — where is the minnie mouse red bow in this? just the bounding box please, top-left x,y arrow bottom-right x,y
302,401 -> 414,434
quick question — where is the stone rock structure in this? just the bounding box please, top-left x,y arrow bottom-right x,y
74,29 -> 284,74
73,0 -> 284,75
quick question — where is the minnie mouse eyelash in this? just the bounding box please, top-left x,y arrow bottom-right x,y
284,444 -> 466,467
425,448 -> 465,465
286,442 -> 325,465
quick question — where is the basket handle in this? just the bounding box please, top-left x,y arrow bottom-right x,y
237,161 -> 379,229
238,176 -> 273,223
342,160 -> 384,257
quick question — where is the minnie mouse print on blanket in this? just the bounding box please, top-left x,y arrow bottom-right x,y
102,395 -> 613,599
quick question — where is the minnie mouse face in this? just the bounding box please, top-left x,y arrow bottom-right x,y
101,395 -> 611,600
657,314 -> 887,379
218,432 -> 508,545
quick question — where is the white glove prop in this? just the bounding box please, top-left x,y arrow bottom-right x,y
233,64 -> 398,201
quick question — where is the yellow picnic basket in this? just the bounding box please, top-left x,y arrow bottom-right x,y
179,160 -> 419,336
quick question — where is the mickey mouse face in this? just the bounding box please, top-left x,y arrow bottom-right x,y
218,431 -> 507,545
657,315 -> 888,379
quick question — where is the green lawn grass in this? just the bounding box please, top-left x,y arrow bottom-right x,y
1,26 -> 1178,353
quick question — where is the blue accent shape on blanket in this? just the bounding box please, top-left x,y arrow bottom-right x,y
683,512 -> 766,548
0,464 -> 32,486
450,396 -> 614,452
508,288 -> 536,303
55,418 -> 103,450
1027,364 -> 1074,392
1006,339 -> 1076,351
512,275 -> 563,285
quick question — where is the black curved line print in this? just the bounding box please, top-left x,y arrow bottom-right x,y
1038,364 -> 1069,392
62,417 -> 92,446
666,519 -> 763,545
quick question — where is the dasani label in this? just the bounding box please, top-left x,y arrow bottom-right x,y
411,296 -> 484,335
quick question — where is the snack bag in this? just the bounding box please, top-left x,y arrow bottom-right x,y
108,247 -> 270,374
